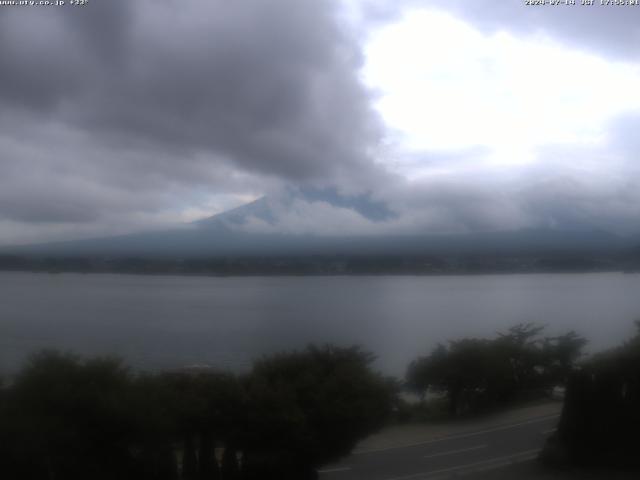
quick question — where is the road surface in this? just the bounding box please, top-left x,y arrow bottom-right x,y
318,411 -> 560,480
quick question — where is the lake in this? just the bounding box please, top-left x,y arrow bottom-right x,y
1,271 -> 639,377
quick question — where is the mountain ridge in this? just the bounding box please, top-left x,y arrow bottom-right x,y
0,193 -> 635,260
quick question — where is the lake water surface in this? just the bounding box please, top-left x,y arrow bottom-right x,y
1,272 -> 639,377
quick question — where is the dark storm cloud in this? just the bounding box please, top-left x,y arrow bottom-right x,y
0,0 -> 380,179
260,1 -> 640,236
3,0 -> 640,244
0,0 -> 386,240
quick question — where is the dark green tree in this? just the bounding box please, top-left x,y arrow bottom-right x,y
407,324 -> 587,417
130,369 -> 243,480
407,338 -> 505,415
242,345 -> 395,479
1,345 -> 394,480
542,322 -> 639,469
2,351 -> 136,480
541,331 -> 588,386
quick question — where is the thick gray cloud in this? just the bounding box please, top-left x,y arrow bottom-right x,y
0,0 -> 386,243
2,0 -> 640,245
0,0 -> 380,179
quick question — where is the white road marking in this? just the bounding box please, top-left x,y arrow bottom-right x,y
355,413 -> 559,455
383,448 -> 540,480
541,428 -> 557,435
423,444 -> 487,459
317,467 -> 352,474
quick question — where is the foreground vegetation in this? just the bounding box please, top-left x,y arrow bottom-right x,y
0,346 -> 395,480
406,323 -> 586,417
1,322 -> 638,478
542,322 -> 640,470
406,322 -> 640,471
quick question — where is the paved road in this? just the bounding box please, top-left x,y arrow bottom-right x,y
318,413 -> 560,480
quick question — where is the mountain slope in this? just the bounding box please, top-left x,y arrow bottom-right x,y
0,194 -> 631,259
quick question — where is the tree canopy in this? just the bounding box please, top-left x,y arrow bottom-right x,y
406,323 -> 587,416
542,321 -> 640,469
0,345 -> 395,480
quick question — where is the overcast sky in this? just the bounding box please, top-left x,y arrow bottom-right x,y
2,0 -> 640,244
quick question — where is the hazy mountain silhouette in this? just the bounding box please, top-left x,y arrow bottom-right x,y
1,192 -> 631,259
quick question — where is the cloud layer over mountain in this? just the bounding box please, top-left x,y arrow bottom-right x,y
2,0 -> 640,244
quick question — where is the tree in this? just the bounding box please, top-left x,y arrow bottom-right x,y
407,338 -> 506,415
407,324 -> 587,417
541,331 -> 588,386
129,369 -> 244,480
242,345 -> 395,479
3,351 -> 136,480
1,345 -> 395,479
542,322 -> 640,469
